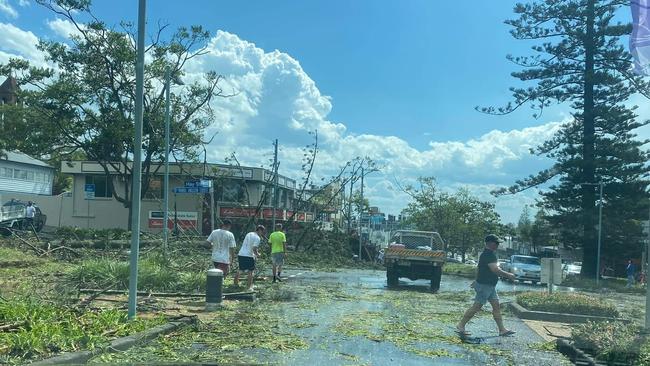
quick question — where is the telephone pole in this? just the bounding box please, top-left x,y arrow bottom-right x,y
272,139 -> 279,228
359,167 -> 364,259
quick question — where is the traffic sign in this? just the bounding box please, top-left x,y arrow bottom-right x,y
84,184 -> 95,199
184,180 -> 212,188
174,186 -> 211,194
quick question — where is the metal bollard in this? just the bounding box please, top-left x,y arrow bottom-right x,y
205,268 -> 223,311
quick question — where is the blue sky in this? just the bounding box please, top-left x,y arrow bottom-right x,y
12,0 -> 559,146
0,0 -> 643,223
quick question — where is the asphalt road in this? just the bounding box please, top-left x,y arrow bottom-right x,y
267,268 -> 568,366
94,268 -> 569,365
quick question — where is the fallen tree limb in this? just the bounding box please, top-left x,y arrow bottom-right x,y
78,289 -> 254,298
39,244 -> 82,257
0,320 -> 27,332
11,231 -> 45,255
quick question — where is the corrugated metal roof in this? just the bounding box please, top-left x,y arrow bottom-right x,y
1,151 -> 53,169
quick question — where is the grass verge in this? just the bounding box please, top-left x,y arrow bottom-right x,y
516,292 -> 619,317
0,297 -> 164,365
563,276 -> 646,294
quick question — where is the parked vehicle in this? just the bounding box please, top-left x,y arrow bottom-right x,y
384,230 -> 447,292
501,255 -> 541,284
465,259 -> 477,266
563,261 -> 582,278
0,199 -> 47,234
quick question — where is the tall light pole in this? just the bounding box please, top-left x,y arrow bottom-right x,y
163,66 -> 171,257
596,182 -> 603,286
580,181 -> 604,286
646,203 -> 650,329
128,0 -> 146,320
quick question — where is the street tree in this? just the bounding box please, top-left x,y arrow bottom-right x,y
517,205 -> 533,248
0,0 -> 232,228
403,178 -> 502,261
485,0 -> 650,277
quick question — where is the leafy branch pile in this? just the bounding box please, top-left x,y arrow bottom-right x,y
0,297 -> 163,365
91,302 -> 308,364
517,292 -> 619,317
572,321 -> 647,365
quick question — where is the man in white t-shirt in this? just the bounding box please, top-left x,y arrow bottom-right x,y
206,219 -> 236,276
25,201 -> 35,230
234,225 -> 265,290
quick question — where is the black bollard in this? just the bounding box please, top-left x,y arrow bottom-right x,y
206,268 -> 223,311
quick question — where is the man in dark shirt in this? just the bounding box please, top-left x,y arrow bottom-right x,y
456,234 -> 516,337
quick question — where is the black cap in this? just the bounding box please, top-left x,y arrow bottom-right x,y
485,234 -> 501,244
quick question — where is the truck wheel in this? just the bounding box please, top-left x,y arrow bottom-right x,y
430,266 -> 442,293
387,266 -> 399,288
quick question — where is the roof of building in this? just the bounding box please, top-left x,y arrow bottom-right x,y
1,151 -> 53,169
0,77 -> 18,93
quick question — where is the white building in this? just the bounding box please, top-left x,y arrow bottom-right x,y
0,151 -> 54,196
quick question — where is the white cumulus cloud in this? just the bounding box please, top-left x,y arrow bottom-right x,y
0,22 -> 560,223
47,18 -> 83,39
0,0 -> 17,19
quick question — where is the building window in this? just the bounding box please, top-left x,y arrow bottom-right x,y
0,167 -> 12,178
85,175 -> 112,198
221,181 -> 245,203
13,168 -> 28,180
144,177 -> 163,199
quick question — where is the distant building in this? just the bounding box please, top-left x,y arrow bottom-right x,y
58,160 -> 306,234
0,76 -> 18,105
0,151 -> 54,195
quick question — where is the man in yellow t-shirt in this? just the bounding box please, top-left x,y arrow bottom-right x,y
269,223 -> 287,283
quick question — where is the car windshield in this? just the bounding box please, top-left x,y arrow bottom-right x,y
512,257 -> 540,265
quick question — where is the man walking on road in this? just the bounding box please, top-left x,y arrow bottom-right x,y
206,220 -> 237,277
270,223 -> 287,283
456,234 -> 517,338
234,225 -> 265,290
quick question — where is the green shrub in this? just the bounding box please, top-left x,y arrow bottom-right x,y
442,263 -> 475,278
516,292 -> 619,317
68,256 -> 208,293
54,227 -> 130,241
572,321 -> 642,365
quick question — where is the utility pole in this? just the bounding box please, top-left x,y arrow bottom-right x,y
163,66 -> 171,257
646,203 -> 650,329
347,173 -> 354,233
359,167 -> 364,259
272,139 -> 278,228
128,0 -> 146,320
596,182 -> 603,286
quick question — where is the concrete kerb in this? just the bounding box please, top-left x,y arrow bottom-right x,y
556,339 -> 598,366
30,316 -> 196,365
508,301 -> 631,324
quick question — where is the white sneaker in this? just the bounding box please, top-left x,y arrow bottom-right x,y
247,286 -> 255,292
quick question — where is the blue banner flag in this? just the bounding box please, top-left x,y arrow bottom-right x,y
631,1 -> 650,75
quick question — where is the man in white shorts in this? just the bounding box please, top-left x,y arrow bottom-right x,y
234,225 -> 265,290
